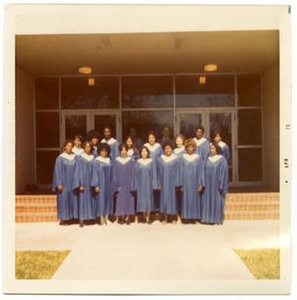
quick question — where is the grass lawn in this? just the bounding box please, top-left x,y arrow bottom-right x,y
234,248 -> 280,279
15,250 -> 70,279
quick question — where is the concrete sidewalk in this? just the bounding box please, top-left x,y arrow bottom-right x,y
15,220 -> 279,280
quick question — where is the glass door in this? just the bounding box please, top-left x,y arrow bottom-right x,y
90,111 -> 121,142
176,111 -> 207,139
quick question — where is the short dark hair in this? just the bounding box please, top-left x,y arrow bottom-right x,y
212,127 -> 223,140
162,141 -> 174,151
210,142 -> 222,155
195,125 -> 205,134
103,126 -> 112,132
139,145 -> 150,158
82,141 -> 93,151
74,134 -> 84,142
63,139 -> 74,149
86,130 -> 100,141
119,143 -> 128,152
98,142 -> 111,156
147,130 -> 158,140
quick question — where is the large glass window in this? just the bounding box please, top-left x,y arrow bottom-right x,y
122,111 -> 174,143
237,74 -> 261,107
35,78 -> 59,109
176,75 -> 235,107
238,109 -> 262,145
36,150 -> 59,184
238,148 -> 262,181
61,77 -> 119,109
64,115 -> 87,140
36,112 -> 59,148
122,76 -> 173,108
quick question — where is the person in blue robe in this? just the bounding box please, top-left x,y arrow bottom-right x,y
193,125 -> 210,161
131,145 -> 158,224
101,126 -> 119,160
91,143 -> 115,225
113,143 -> 135,225
158,125 -> 174,146
157,142 -> 180,224
86,130 -> 101,157
72,134 -> 84,156
201,142 -> 229,225
144,131 -> 163,214
212,128 -> 230,161
173,134 -> 186,217
128,127 -> 143,149
73,141 -> 95,227
125,136 -> 139,160
52,139 -> 77,225
179,138 -> 205,223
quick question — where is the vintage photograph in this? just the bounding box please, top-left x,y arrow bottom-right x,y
3,3 -> 291,295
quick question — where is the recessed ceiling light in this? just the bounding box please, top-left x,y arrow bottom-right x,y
204,64 -> 218,72
88,78 -> 95,86
78,66 -> 92,74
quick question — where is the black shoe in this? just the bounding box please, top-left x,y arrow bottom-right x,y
79,221 -> 84,228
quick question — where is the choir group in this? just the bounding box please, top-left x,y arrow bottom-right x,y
52,125 -> 229,227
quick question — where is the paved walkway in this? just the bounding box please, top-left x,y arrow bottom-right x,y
15,220 -> 279,280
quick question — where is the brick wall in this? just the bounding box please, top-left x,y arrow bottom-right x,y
15,193 -> 279,223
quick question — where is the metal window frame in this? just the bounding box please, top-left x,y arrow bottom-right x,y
33,72 -> 264,187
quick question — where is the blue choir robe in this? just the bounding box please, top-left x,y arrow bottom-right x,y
194,137 -> 210,161
201,154 -> 229,224
113,157 -> 135,216
72,146 -> 84,156
132,158 -> 158,213
157,154 -> 180,215
91,156 -> 115,217
179,153 -> 205,220
218,141 -> 230,161
73,152 -> 95,221
92,145 -> 98,157
173,146 -> 186,158
52,152 -> 77,221
127,148 -> 139,160
143,142 -> 163,162
101,138 -> 119,160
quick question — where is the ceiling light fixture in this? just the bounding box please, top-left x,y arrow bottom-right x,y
78,66 -> 92,74
88,78 -> 95,86
203,64 -> 218,72
199,76 -> 206,85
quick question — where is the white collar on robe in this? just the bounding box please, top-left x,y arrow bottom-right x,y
60,152 -> 76,161
208,154 -> 223,163
138,158 -> 153,166
127,148 -> 134,156
116,156 -> 132,165
72,146 -> 84,155
96,156 -> 111,164
174,146 -> 185,154
194,137 -> 207,147
81,152 -> 95,162
101,137 -> 117,145
161,154 -> 178,163
144,142 -> 161,152
218,141 -> 227,148
183,153 -> 199,162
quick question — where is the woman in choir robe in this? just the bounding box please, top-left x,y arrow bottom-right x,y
91,143 -> 115,225
125,136 -> 139,160
173,134 -> 186,217
212,128 -> 230,161
173,134 -> 186,157
157,142 -> 180,224
72,134 -> 84,156
87,131 -> 100,157
101,126 -> 119,160
73,141 -> 95,227
113,143 -> 135,225
179,138 -> 205,223
132,146 -> 158,224
201,142 -> 229,225
193,125 -> 210,161
144,131 -> 162,214
52,139 -> 77,225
